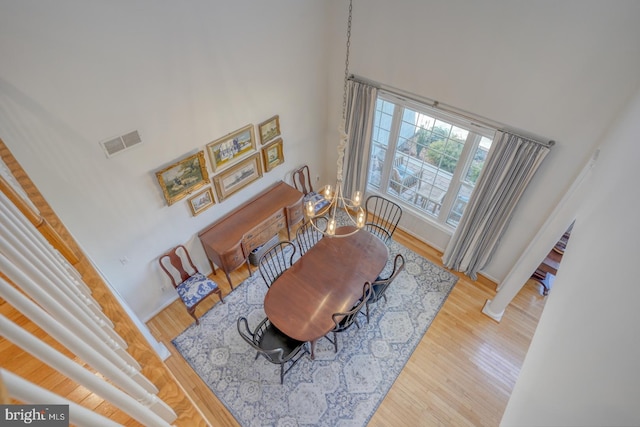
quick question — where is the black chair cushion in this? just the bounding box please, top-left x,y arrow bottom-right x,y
259,323 -> 305,355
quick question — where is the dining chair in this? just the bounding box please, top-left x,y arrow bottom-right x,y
258,241 -> 296,288
364,195 -> 403,245
365,253 -> 405,323
158,244 -> 224,325
292,165 -> 330,216
324,282 -> 372,353
237,316 -> 308,384
295,217 -> 328,256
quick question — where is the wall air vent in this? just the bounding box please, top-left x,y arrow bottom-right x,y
100,130 -> 142,158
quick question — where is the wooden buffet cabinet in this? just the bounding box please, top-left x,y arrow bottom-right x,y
198,181 -> 304,289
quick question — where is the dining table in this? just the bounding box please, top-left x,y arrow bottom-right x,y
263,225 -> 389,358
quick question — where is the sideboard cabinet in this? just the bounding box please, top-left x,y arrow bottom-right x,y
198,181 -> 304,288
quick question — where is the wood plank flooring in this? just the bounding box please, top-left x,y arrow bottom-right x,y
146,229 -> 546,427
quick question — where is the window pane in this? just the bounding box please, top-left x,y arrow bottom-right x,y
446,183 -> 473,227
464,136 -> 492,184
368,99 -> 395,189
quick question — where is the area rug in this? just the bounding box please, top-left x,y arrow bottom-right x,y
172,235 -> 458,427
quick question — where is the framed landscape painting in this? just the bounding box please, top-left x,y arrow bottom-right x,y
155,151 -> 209,206
207,124 -> 256,173
213,153 -> 263,201
188,187 -> 215,216
261,138 -> 284,172
258,115 -> 280,144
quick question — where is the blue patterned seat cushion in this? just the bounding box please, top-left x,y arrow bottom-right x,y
176,272 -> 218,308
303,191 -> 330,214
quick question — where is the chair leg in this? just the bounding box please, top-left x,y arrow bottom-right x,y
188,308 -> 199,325
333,332 -> 338,353
280,363 -> 285,385
215,288 -> 225,304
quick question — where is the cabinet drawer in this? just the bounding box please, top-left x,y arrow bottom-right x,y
243,217 -> 286,254
220,244 -> 245,270
287,201 -> 304,225
244,211 -> 284,241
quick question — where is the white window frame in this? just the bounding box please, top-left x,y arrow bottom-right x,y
366,91 -> 495,229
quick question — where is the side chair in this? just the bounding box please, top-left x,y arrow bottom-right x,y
258,241 -> 296,288
365,195 -> 403,245
324,282 -> 372,353
365,253 -> 405,323
237,316 -> 308,384
158,244 -> 224,325
292,165 -> 330,216
295,217 -> 328,256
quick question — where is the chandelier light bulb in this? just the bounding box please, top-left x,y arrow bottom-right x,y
356,209 -> 365,228
353,191 -> 362,207
327,218 -> 337,236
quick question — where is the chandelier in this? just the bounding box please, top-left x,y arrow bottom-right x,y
304,0 -> 365,237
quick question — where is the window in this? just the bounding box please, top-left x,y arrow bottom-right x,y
367,92 -> 493,228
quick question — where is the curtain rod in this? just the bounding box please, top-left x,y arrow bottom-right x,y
348,74 -> 555,149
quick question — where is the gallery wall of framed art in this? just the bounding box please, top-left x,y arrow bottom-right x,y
153,114 -> 285,214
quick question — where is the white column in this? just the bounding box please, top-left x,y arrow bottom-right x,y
482,150 -> 597,321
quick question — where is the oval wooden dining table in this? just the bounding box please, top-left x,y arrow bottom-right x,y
264,226 -> 389,359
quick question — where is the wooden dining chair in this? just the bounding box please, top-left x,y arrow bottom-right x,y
237,316 -> 308,384
365,254 -> 405,323
258,241 -> 296,288
364,195 -> 403,245
292,165 -> 330,216
295,217 -> 328,256
324,282 -> 372,353
158,244 -> 224,325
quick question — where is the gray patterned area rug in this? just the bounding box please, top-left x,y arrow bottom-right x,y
172,236 -> 458,427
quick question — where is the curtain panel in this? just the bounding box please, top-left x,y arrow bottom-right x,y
343,80 -> 378,199
442,131 -> 553,279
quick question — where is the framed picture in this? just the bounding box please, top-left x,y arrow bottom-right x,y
206,124 -> 257,173
187,187 -> 215,216
213,153 -> 263,201
258,115 -> 280,144
155,151 -> 209,206
261,138 -> 284,172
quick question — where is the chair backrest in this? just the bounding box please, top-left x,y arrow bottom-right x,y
158,244 -> 198,288
371,254 -> 405,303
237,317 -> 286,363
332,282 -> 372,332
296,217 -> 327,256
258,241 -> 296,288
365,195 -> 403,243
292,165 -> 314,195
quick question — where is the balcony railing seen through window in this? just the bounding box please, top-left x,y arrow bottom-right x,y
367,93 -> 493,228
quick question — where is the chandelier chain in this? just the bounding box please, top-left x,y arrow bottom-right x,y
341,0 -> 353,122
305,0 -> 364,238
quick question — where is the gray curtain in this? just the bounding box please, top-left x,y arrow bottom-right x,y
343,80 -> 378,198
442,130 -> 553,280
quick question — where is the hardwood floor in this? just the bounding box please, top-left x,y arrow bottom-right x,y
146,229 -> 547,427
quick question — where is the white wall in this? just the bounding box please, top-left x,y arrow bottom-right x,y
2,0 -> 640,322
0,0 -> 331,321
329,0 -> 640,279
500,86 -> 640,426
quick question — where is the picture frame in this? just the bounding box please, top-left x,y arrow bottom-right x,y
187,187 -> 215,216
258,115 -> 280,144
206,124 -> 257,173
261,138 -> 284,172
155,151 -> 209,206
213,153 -> 263,201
